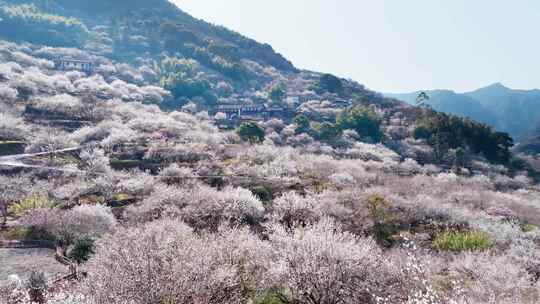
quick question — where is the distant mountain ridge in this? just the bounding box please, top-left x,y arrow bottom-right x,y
385,83 -> 540,141
517,122 -> 540,154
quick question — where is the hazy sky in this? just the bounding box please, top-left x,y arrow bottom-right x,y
172,0 -> 540,93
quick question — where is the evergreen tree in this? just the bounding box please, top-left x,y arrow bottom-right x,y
237,122 -> 265,144
269,84 -> 285,104
316,122 -> 342,142
317,73 -> 343,94
293,114 -> 311,134
337,106 -> 383,142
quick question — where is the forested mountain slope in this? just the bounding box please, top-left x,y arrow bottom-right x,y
0,0 -> 392,112
0,0 -> 295,70
518,123 -> 540,155
466,83 -> 540,140
386,89 -> 498,127
387,83 -> 540,141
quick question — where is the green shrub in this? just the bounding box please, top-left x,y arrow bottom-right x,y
413,125 -> 431,140
251,186 -> 272,202
314,122 -> 342,142
1,226 -> 31,240
161,74 -> 211,100
113,193 -> 131,202
366,194 -> 398,247
269,84 -> 285,103
1,226 -> 55,241
8,195 -> 55,217
158,57 -> 213,100
211,55 -> 247,81
315,73 -> 343,94
522,223 -> 537,233
69,236 -> 96,264
237,122 -> 265,144
337,106 -> 383,143
253,293 -> 285,304
433,231 -> 493,252
292,114 -> 311,134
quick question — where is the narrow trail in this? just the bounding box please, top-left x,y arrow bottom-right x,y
0,147 -> 84,173
0,147 -> 82,162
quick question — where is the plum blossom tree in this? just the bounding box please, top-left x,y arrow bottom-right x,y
20,204 -> 117,244
159,163 -> 195,185
125,184 -> 265,230
82,219 -> 270,304
0,175 -> 29,228
0,84 -> 18,103
0,112 -> 29,140
267,218 -> 402,304
10,51 -> 54,69
32,94 -> 88,118
25,129 -> 76,153
448,251 -> 540,303
272,192 -> 320,228
117,171 -> 157,199
179,185 -> 265,230
0,62 -> 18,81
79,148 -> 111,176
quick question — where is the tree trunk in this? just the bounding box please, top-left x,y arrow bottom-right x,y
0,204 -> 7,230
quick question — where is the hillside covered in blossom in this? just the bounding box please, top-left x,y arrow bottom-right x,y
1,1 -> 540,303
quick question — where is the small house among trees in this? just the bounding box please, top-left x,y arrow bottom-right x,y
332,100 -> 352,108
213,104 -> 292,123
54,59 -> 93,74
216,104 -> 265,118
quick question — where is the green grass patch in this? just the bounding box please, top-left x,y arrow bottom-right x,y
112,193 -> 131,201
8,195 -> 56,217
1,226 -> 55,241
253,293 -> 285,304
522,223 -> 537,233
1,226 -> 31,240
78,194 -> 106,205
433,231 -> 494,252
